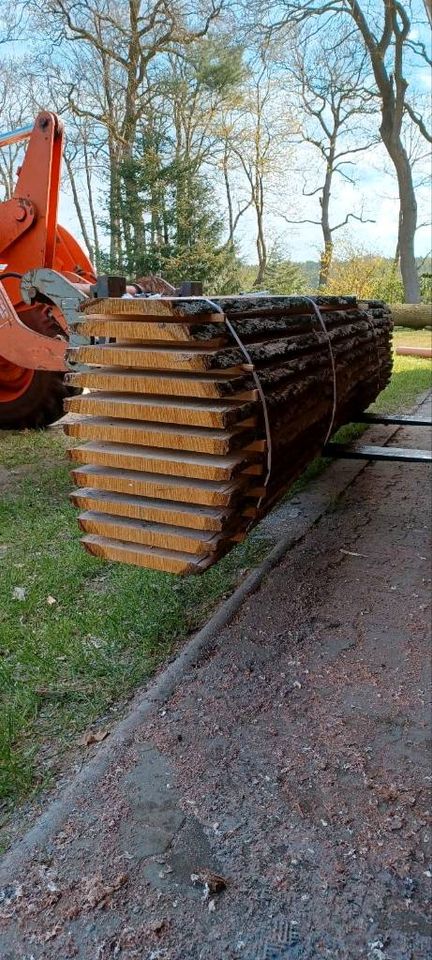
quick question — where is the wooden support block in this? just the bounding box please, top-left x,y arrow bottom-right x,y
244,438 -> 267,453
240,459 -> 266,475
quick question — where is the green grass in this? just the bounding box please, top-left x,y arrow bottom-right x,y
0,328 -> 430,826
372,328 -> 432,413
0,449 -> 269,820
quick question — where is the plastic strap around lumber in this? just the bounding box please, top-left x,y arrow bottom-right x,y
198,298 -> 272,522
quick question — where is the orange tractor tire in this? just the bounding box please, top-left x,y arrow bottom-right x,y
0,304 -> 79,430
0,112 -> 95,430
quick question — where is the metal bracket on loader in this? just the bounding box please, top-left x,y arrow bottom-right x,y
324,412 -> 432,464
0,279 -> 67,371
21,267 -> 88,329
21,267 -> 91,361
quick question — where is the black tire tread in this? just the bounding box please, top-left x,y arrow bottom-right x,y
0,370 -> 78,430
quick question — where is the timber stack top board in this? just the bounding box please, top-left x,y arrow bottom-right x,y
64,294 -> 393,575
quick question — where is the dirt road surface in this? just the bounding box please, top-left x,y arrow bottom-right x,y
1,403 -> 431,960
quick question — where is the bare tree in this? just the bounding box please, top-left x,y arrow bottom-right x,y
0,60 -> 36,200
227,49 -> 296,284
28,0 -> 227,269
258,0 -> 432,302
219,129 -> 253,248
163,36 -> 246,252
167,38 -> 253,248
280,31 -> 376,287
0,6 -> 27,45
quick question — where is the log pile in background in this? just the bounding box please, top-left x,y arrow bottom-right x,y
64,295 -> 392,575
390,303 -> 431,330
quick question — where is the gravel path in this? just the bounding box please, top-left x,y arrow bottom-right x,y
1,401 -> 431,960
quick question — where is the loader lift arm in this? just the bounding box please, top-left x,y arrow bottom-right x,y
0,111 -> 96,428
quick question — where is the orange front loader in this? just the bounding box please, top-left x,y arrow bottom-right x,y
0,112 -> 96,428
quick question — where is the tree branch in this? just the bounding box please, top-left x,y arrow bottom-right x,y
331,211 -> 376,231
277,214 -> 321,225
404,102 -> 432,144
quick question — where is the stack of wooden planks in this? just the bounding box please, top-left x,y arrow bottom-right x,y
64,294 -> 392,574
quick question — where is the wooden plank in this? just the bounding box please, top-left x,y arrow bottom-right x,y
68,441 -> 257,481
78,310 -> 225,324
81,534 -> 212,574
78,512 -> 222,554
65,392 -> 256,429
64,416 -> 256,456
64,367 -> 248,400
75,311 -> 363,347
71,465 -> 242,506
76,318 -> 227,344
80,297 -> 224,322
68,343 -> 249,374
70,488 -> 230,531
69,324 -> 378,378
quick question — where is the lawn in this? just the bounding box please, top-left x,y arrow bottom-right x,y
0,328 -> 430,835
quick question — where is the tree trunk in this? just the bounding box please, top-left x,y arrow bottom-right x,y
319,162 -> 334,288
386,140 -> 420,303
122,150 -> 146,275
254,176 -> 267,285
109,148 -> 122,269
255,225 -> 267,285
394,207 -> 402,266
223,153 -> 235,245
319,240 -> 333,289
83,141 -> 101,270
345,1 -> 421,304
64,155 -> 94,263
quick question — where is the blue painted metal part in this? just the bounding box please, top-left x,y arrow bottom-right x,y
0,123 -> 33,148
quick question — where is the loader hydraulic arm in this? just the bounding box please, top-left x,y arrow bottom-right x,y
0,111 -> 97,427
0,112 -> 94,304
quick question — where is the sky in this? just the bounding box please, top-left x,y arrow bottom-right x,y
58,140 -> 431,265
2,1 -> 432,266
231,154 -> 431,263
